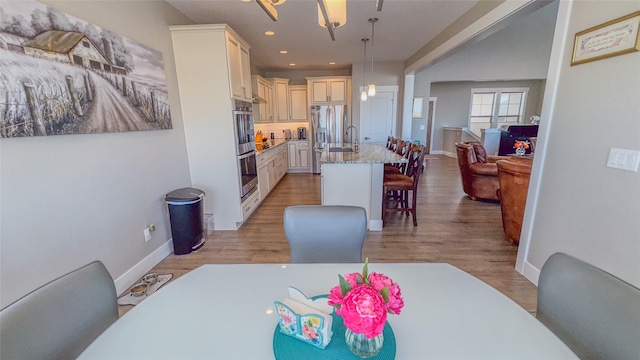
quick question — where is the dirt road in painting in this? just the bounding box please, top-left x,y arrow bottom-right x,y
83,72 -> 151,133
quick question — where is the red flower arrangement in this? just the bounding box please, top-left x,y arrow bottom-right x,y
514,140 -> 530,149
327,259 -> 404,338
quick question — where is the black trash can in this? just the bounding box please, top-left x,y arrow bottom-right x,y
165,187 -> 205,255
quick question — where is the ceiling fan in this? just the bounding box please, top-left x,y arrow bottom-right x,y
255,0 -> 285,21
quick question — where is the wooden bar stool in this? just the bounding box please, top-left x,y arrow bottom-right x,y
382,145 -> 426,226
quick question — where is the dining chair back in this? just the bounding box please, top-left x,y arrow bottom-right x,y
0,261 -> 119,360
283,205 -> 367,263
537,253 -> 640,360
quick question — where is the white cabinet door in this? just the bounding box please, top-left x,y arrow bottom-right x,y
299,147 -> 310,168
309,78 -> 348,104
289,86 -> 308,122
268,159 -> 277,191
287,142 -> 298,169
265,82 -> 274,122
240,45 -> 252,101
329,80 -> 346,103
274,80 -> 289,122
311,81 -> 329,103
257,164 -> 269,200
287,141 -> 310,171
226,35 -> 243,100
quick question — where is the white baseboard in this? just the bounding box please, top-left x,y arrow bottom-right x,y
369,220 -> 383,231
521,260 -> 541,287
114,238 -> 173,296
431,150 -> 444,155
442,151 -> 456,158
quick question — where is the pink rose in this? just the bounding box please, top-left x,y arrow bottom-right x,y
327,272 -> 363,308
327,285 -> 343,307
368,272 -> 404,315
338,284 -> 388,338
386,283 -> 404,315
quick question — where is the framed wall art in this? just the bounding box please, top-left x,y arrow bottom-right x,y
412,97 -> 423,119
571,11 -> 640,66
0,1 -> 172,138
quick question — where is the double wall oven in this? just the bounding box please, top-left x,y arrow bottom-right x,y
233,100 -> 258,202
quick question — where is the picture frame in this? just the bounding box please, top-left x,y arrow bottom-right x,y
571,11 -> 640,66
412,97 -> 424,119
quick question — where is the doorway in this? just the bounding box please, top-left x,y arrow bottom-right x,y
426,97 -> 437,154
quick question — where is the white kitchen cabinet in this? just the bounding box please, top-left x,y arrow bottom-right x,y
227,33 -> 252,102
288,140 -> 310,172
252,75 -> 273,123
170,24 -> 255,230
307,77 -> 350,104
288,85 -> 308,122
276,145 -> 288,180
256,141 -> 289,200
269,78 -> 289,122
257,163 -> 269,200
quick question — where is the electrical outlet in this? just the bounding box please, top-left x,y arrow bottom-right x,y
144,228 -> 151,242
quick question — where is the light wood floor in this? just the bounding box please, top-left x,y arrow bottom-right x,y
119,155 -> 537,316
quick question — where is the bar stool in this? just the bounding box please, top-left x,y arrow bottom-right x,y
382,145 -> 425,226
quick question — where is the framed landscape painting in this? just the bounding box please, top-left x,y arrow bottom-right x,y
0,1 -> 172,138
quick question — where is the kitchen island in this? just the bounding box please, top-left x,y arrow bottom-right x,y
320,143 -> 406,231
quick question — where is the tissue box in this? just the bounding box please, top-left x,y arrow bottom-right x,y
274,287 -> 333,349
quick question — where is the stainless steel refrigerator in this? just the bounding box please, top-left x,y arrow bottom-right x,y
311,105 -> 349,173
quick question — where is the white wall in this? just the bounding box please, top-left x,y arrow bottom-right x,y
0,1 -> 193,307
413,2 -> 557,145
521,0 -> 640,286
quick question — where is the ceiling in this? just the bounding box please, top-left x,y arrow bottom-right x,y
166,0 -> 480,72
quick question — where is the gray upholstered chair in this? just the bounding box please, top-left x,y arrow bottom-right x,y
0,261 -> 119,360
283,205 -> 367,263
537,252 -> 640,360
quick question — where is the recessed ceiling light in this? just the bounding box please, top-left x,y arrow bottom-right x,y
329,61 -> 336,65
241,0 -> 251,2
264,31 -> 275,36
279,50 -> 288,54
289,63 -> 296,66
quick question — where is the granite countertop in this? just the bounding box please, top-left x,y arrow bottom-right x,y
255,139 -> 288,156
320,143 -> 407,164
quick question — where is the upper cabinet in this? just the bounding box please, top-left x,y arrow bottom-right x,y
288,85 -> 308,122
226,33 -> 252,102
269,78 -> 290,122
307,77 -> 351,104
252,75 -> 273,123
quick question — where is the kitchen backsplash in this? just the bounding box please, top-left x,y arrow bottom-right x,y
255,122 -> 309,139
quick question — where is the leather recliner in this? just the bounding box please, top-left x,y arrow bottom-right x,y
455,142 -> 504,201
496,159 -> 532,244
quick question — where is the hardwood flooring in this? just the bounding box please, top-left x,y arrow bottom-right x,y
119,155 -> 537,317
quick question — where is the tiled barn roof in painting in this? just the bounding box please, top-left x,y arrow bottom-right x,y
23,30 -> 86,54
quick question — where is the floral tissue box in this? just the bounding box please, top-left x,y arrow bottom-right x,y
274,286 -> 333,349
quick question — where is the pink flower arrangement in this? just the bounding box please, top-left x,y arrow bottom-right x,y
327,259 -> 404,338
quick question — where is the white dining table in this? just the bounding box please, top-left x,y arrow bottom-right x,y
79,263 -> 577,359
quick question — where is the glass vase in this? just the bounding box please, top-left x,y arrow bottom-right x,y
515,144 -> 526,156
345,328 -> 384,358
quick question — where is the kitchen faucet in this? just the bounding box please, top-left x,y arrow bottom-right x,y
346,125 -> 358,145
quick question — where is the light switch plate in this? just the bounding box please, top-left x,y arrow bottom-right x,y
419,125 -> 425,130
606,148 -> 640,172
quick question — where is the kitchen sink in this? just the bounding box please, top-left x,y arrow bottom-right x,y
329,147 -> 354,153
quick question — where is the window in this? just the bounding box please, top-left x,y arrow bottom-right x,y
82,40 -> 90,48
468,88 -> 527,137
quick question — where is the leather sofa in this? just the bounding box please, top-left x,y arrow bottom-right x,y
455,142 -> 506,201
496,159 -> 532,244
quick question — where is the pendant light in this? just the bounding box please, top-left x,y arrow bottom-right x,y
360,38 -> 369,102
368,18 -> 378,97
